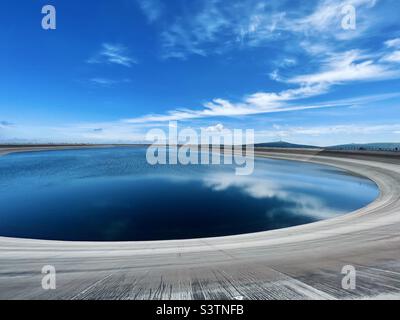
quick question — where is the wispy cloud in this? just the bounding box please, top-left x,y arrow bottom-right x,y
155,0 -> 384,59
158,0 -> 293,59
287,0 -> 378,39
136,0 -> 164,23
87,43 -> 137,67
382,51 -> 400,63
124,90 -> 398,124
385,38 -> 400,48
382,38 -> 400,63
160,0 -> 229,59
124,38 -> 400,124
89,77 -> 131,87
288,50 -> 400,85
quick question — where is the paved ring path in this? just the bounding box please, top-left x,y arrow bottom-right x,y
1,149 -> 400,300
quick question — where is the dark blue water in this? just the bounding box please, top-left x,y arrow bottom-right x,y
0,147 -> 378,241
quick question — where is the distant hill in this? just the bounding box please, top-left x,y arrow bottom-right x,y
255,141 -> 319,149
254,141 -> 400,152
328,143 -> 400,152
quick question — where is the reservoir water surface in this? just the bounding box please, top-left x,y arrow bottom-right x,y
0,147 -> 379,241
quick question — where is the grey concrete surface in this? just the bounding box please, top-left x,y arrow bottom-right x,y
1,148 -> 400,300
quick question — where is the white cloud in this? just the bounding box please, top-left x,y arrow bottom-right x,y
124,86 -> 399,124
269,69 -> 282,81
289,50 -> 400,85
385,38 -> 400,48
205,123 -> 225,133
382,51 -> 400,63
87,43 -> 137,67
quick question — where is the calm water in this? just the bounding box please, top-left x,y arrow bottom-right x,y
0,147 -> 378,241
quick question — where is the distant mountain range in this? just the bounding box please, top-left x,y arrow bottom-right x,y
327,143 -> 400,152
255,141 -> 400,152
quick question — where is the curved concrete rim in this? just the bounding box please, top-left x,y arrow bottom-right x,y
1,148 -> 400,300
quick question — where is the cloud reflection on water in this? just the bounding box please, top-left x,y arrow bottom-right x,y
202,173 -> 342,220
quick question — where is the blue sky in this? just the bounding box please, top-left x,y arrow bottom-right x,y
0,0 -> 400,146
